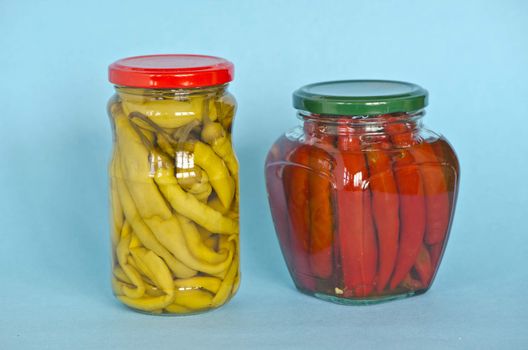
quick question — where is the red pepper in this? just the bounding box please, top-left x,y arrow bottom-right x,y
336,124 -> 377,297
433,139 -> 460,203
365,141 -> 400,292
426,140 -> 459,277
282,145 -> 316,290
386,121 -> 427,290
265,138 -> 295,274
430,138 -> 460,252
414,244 -> 433,286
410,142 -> 450,245
306,124 -> 335,280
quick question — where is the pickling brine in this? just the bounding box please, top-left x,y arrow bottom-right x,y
108,55 -> 240,315
265,81 -> 459,304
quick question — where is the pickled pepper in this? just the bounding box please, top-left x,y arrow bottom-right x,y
336,124 -> 377,297
266,80 -> 459,304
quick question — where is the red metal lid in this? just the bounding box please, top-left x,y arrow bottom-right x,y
108,54 -> 234,88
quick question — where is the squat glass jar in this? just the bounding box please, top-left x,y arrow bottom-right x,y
108,55 -> 240,315
265,80 -> 459,304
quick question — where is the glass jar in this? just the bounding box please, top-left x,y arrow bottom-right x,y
107,55 -> 240,315
265,80 -> 459,304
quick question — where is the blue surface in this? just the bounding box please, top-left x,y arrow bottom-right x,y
1,1 -> 527,348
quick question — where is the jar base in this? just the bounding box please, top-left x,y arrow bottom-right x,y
123,305 -> 221,316
116,291 -> 237,316
299,288 -> 428,305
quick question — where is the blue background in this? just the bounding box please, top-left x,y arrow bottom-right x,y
1,0 -> 527,348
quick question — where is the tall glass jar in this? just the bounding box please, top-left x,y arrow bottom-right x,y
265,80 -> 459,304
107,55 -> 240,315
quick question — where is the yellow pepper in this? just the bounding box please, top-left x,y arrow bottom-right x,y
109,84 -> 239,315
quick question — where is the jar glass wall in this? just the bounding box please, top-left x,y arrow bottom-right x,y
265,80 -> 459,304
108,55 -> 240,315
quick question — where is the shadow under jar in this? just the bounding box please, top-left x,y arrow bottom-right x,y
265,80 -> 459,305
107,55 -> 240,315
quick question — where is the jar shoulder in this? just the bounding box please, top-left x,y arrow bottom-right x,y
107,88 -> 236,132
265,125 -> 459,174
417,126 -> 459,169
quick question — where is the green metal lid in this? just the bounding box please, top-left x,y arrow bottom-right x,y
293,80 -> 428,116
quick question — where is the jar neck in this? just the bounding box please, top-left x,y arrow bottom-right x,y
114,84 -> 228,100
298,110 -> 424,137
